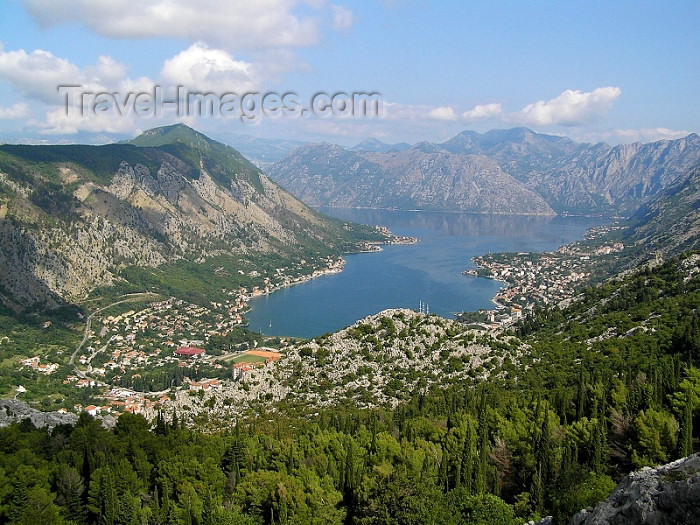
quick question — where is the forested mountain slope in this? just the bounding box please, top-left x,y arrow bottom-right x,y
2,250 -> 698,524
0,125 -> 383,311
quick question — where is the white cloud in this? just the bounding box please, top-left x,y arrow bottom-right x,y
0,103 -> 29,119
383,102 -> 460,122
0,46 -> 82,103
462,102 -> 503,121
427,106 -> 458,121
161,43 -> 259,93
330,5 -> 355,32
606,127 -> 694,144
0,44 -> 161,134
0,42 -> 291,134
378,102 -> 423,121
21,0 -> 346,49
39,107 -> 149,135
384,88 -> 620,129
541,126 -> 696,146
251,49 -> 311,81
84,56 -> 128,86
513,87 -> 622,126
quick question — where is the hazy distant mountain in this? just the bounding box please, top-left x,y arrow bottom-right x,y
441,127 -> 583,161
268,128 -> 700,216
0,124 -> 376,311
227,135 -> 307,169
525,133 -> 700,215
128,128 -> 308,170
268,142 -> 554,214
351,138 -> 412,153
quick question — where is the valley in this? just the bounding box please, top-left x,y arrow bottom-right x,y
1,125 -> 699,525
2,4 -> 698,523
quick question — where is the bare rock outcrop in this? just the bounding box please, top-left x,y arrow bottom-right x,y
569,454 -> 700,525
0,399 -> 78,430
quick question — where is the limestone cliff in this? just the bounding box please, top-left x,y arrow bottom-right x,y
0,125 -> 377,311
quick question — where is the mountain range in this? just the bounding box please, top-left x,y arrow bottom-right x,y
0,124 -> 380,311
2,124 -> 699,314
2,125 -> 700,525
624,164 -> 700,255
268,128 -> 700,216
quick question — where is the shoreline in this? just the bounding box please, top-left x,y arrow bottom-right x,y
245,217 -> 611,336
317,205 -> 626,220
244,232 -> 418,334
459,223 -> 623,327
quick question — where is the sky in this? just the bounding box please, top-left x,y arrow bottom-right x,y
0,0 -> 698,147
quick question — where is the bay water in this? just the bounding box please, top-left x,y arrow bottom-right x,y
247,209 -> 609,338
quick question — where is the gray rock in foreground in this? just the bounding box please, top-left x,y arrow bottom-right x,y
0,398 -> 78,430
569,454 -> 700,525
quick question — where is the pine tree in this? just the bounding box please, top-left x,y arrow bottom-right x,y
460,418 -> 477,493
88,467 -> 118,525
592,419 -> 604,474
538,415 -> 552,491
155,410 -> 168,436
530,465 -> 544,515
678,394 -> 694,458
439,443 -> 450,493
577,368 -> 587,420
81,446 -> 92,506
345,439 -> 354,494
475,395 -> 489,494
56,466 -> 87,524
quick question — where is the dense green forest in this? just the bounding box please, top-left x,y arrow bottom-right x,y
1,253 -> 699,524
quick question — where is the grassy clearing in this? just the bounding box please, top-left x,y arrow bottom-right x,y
225,353 -> 269,365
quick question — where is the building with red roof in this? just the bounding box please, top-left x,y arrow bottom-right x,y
175,346 -> 205,357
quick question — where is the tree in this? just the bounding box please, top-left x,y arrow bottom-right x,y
233,470 -> 309,524
14,486 -> 65,525
5,463 -> 52,524
54,465 -> 87,524
677,394 -> 694,458
670,367 -> 700,414
631,408 -> 679,467
474,396 -> 489,495
460,417 -> 477,492
551,469 -> 615,525
447,490 -> 515,525
354,474 -> 455,525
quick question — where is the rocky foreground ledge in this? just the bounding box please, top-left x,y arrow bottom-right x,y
0,399 -> 120,429
534,454 -> 700,524
0,399 -> 78,429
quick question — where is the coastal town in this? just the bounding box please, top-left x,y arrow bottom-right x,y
12,232 -> 419,420
459,225 -> 626,329
12,254 -> 346,418
11,224 -> 626,421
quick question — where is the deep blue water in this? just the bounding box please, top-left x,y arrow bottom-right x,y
247,209 -> 609,338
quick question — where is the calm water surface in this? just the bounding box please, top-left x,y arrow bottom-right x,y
247,209 -> 609,338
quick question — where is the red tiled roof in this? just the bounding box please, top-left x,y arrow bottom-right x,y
175,346 -> 205,356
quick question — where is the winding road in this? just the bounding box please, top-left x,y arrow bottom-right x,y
69,292 -> 159,380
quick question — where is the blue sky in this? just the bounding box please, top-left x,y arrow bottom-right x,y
0,0 -> 697,146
